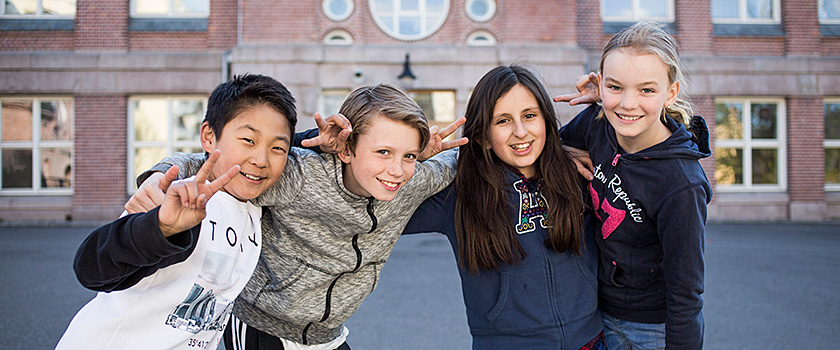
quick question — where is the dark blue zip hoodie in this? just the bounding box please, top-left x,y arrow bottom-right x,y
404,169 -> 604,350
560,104 -> 711,350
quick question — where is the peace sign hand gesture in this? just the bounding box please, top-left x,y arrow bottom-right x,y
158,150 -> 240,237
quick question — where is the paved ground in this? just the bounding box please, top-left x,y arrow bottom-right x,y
1,223 -> 838,349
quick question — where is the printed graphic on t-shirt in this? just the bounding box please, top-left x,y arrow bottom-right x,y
590,163 -> 643,239
165,251 -> 237,334
513,179 -> 547,234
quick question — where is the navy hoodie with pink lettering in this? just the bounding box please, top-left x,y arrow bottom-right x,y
559,104 -> 711,350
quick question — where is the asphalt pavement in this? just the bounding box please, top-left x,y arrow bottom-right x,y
1,223 -> 838,349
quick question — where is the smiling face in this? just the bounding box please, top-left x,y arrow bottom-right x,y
339,115 -> 421,201
200,103 -> 291,201
600,48 -> 679,153
486,84 -> 546,178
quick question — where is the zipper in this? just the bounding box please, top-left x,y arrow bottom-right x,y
301,198 -> 377,344
612,153 -> 621,166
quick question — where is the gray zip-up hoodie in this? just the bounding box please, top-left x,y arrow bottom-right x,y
145,147 -> 456,345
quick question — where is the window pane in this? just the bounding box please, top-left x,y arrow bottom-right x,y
328,0 -> 348,16
375,0 -> 394,12
746,0 -> 773,19
411,91 -> 455,123
470,0 -> 488,17
399,16 -> 420,35
174,0 -> 207,15
711,0 -> 738,18
175,146 -> 204,154
715,148 -> 743,185
5,0 -> 36,15
715,102 -> 743,140
639,0 -> 667,18
426,0 -> 445,13
135,0 -> 168,15
43,0 -> 76,15
822,0 -> 840,19
401,0 -> 419,11
826,102 -> 840,139
827,148 -> 840,184
752,148 -> 777,184
172,99 -> 203,142
323,91 -> 350,117
751,103 -> 777,139
40,100 -> 73,141
603,0 -> 632,17
2,101 -> 33,141
2,149 -> 32,188
41,148 -> 71,188
134,147 -> 167,188
133,99 -> 168,142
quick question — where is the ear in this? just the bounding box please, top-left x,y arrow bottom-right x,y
200,121 -> 216,154
665,81 -> 680,108
337,147 -> 352,164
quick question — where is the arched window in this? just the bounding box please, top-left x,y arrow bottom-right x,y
466,30 -> 496,46
369,0 -> 450,41
465,0 -> 495,22
323,29 -> 354,45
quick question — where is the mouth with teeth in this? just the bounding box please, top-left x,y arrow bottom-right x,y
377,178 -> 402,191
242,172 -> 266,182
616,113 -> 643,122
510,141 -> 533,153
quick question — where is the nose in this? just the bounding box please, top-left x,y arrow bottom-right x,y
387,158 -> 404,178
513,118 -> 528,139
249,148 -> 268,168
619,92 -> 638,110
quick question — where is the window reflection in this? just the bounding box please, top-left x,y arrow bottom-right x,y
2,149 -> 33,188
715,102 -> 742,140
752,148 -> 777,184
715,148 -> 743,185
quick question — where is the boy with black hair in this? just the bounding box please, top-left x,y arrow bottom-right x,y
56,74 -> 297,350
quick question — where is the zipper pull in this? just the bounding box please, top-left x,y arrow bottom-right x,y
612,154 -> 621,166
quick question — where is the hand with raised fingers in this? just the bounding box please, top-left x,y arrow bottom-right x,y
563,145 -> 594,181
553,72 -> 600,106
125,166 -> 180,214
157,150 -> 240,237
300,112 -> 353,154
419,116 -> 469,161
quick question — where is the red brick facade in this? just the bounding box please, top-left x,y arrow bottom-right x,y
1,0 -> 839,221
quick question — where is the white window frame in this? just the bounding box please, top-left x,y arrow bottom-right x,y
825,98 -> 840,191
819,0 -> 840,24
466,30 -> 496,46
714,97 -> 787,192
130,0 -> 209,18
465,0 -> 495,22
319,90 -> 352,118
600,0 -> 675,23
323,29 -> 354,45
0,96 -> 74,195
127,95 -> 206,193
0,0 -> 76,18
323,0 -> 354,21
369,0 -> 450,41
712,0 -> 781,24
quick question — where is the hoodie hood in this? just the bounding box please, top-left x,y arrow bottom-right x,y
604,112 -> 711,162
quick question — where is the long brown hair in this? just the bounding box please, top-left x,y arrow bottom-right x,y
455,65 -> 584,274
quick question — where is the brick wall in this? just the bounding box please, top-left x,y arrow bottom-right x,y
0,32 -> 74,51
72,95 -> 127,220
675,0 -> 713,55
788,97 -> 825,202
74,0 -> 128,51
783,0 -> 821,56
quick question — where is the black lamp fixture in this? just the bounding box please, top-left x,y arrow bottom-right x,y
397,53 -> 416,87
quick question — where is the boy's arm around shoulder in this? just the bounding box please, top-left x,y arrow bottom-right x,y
403,183 -> 454,235
559,104 -> 600,151
74,208 -> 200,292
412,148 -> 458,198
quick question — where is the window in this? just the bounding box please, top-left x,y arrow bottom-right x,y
601,0 -> 673,22
714,98 -> 786,191
1,0 -> 75,16
369,0 -> 450,41
820,0 -> 840,24
466,30 -> 496,46
826,99 -> 840,190
323,0 -> 353,21
409,90 -> 455,123
319,90 -> 352,117
465,0 -> 494,22
0,98 -> 73,194
128,96 -> 205,192
712,0 -> 780,23
324,30 -> 354,45
130,0 -> 208,18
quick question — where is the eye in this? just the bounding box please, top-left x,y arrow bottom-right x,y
404,153 -> 418,160
524,113 -> 538,120
377,149 -> 391,156
494,117 -> 509,125
242,138 -> 255,145
641,88 -> 655,94
272,145 -> 287,153
608,85 -> 621,91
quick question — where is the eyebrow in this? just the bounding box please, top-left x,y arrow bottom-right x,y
239,124 -> 290,144
603,77 -> 660,87
493,106 -> 540,119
